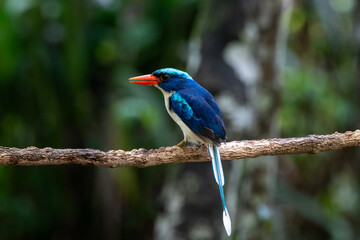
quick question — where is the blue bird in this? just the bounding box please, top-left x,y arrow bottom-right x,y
129,68 -> 231,236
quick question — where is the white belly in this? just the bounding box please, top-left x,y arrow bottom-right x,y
155,85 -> 204,144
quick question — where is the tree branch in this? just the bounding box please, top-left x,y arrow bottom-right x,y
0,130 -> 359,168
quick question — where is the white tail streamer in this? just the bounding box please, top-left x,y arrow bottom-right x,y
207,142 -> 231,236
223,207 -> 232,236
208,143 -> 224,186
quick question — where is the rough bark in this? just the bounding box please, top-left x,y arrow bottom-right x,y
0,130 -> 358,168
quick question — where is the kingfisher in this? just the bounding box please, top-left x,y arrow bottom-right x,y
129,68 -> 231,236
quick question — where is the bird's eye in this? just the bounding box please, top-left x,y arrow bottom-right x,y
161,73 -> 170,81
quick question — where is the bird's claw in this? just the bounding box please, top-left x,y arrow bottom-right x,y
177,140 -> 203,148
177,140 -> 186,148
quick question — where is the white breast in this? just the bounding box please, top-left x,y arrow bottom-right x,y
155,85 -> 204,144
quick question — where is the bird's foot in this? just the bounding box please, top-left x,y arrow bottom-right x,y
177,140 -> 202,148
177,140 -> 186,148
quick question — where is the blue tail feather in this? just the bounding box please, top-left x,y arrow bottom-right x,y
208,143 -> 232,236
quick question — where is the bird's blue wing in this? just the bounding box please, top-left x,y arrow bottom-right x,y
170,92 -> 194,121
170,89 -> 225,144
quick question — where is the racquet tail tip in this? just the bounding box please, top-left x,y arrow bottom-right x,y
223,207 -> 232,236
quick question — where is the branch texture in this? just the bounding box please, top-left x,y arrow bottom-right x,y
0,130 -> 359,168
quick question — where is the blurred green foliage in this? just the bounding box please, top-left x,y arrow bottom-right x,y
0,0 -> 196,239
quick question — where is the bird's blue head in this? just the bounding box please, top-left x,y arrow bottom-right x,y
129,68 -> 194,92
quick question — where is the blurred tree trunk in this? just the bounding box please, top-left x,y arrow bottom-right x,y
221,1 -> 289,239
155,0 -> 291,239
91,57 -> 122,239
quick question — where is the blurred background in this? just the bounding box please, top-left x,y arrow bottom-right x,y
0,0 -> 359,239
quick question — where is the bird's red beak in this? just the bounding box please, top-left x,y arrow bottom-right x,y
129,74 -> 160,85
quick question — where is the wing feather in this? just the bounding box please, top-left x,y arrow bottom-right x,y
170,90 -> 225,144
